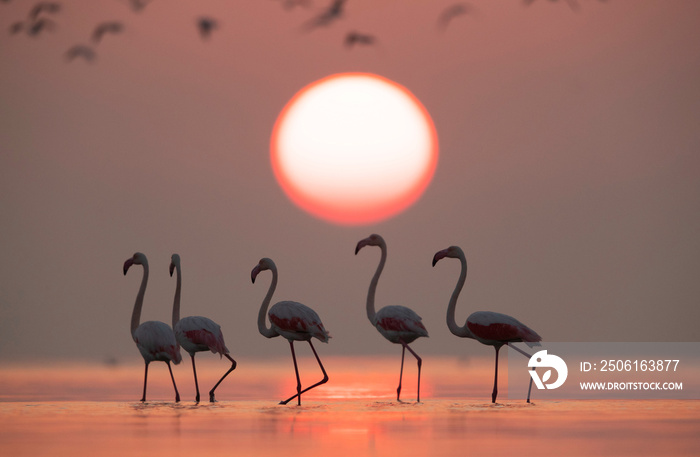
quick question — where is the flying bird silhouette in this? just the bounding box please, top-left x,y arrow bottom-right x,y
29,2 -> 61,20
9,21 -> 24,34
344,31 -> 376,48
197,16 -> 218,40
274,0 -> 311,10
27,17 -> 55,36
65,45 -> 96,62
10,2 -> 60,36
92,22 -> 123,43
437,3 -> 473,31
523,0 -> 581,11
121,0 -> 151,12
302,0 -> 345,31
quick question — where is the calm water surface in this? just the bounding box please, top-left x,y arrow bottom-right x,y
1,359 -> 698,456
2,400 -> 698,456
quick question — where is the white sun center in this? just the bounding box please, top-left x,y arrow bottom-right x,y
271,73 -> 438,225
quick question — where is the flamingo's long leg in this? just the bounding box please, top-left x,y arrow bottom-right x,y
280,341 -> 303,405
281,340 -> 329,405
190,355 -> 201,402
492,345 -> 501,403
167,360 -> 180,402
396,345 -> 406,401
526,369 -> 535,403
506,343 -> 536,403
507,343 -> 532,359
209,354 -> 237,402
402,342 -> 422,403
141,361 -> 150,402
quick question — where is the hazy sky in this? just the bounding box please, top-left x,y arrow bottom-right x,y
1,0 -> 699,364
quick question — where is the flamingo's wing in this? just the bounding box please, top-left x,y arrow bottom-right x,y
467,311 -> 541,344
269,301 -> 330,342
175,316 -> 228,355
134,321 -> 182,364
376,305 -> 429,337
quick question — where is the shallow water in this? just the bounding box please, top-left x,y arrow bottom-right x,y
1,358 -> 699,456
1,399 -> 699,456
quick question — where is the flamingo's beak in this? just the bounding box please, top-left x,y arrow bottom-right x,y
355,238 -> 370,255
169,262 -> 175,277
432,249 -> 449,267
251,265 -> 261,283
123,258 -> 134,275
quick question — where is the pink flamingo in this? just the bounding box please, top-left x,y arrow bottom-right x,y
123,252 -> 181,402
170,254 -> 237,403
251,257 -> 330,405
432,245 -> 541,403
355,234 -> 429,402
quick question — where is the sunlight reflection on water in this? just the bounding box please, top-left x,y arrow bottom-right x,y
1,399 -> 699,456
1,358 -> 699,456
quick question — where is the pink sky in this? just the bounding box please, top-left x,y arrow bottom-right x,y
1,1 -> 699,365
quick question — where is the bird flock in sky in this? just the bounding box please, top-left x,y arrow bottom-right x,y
124,234 -> 541,405
4,0 -> 605,64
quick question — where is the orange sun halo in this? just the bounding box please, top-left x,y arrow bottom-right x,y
270,73 -> 439,225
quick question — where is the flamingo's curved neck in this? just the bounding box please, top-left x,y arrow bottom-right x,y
447,252 -> 474,339
172,264 -> 181,329
131,260 -> 149,338
366,241 -> 386,325
258,265 -> 279,338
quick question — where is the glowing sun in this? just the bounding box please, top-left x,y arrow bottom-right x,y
270,73 -> 438,225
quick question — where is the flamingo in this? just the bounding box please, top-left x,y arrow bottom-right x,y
170,254 -> 237,403
26,17 -> 55,36
28,2 -> 61,20
64,45 -> 96,62
91,21 -> 123,43
251,257 -> 330,406
355,234 -> 429,402
302,0 -> 346,31
123,252 -> 181,402
274,0 -> 311,10
432,245 -> 541,403
120,0 -> 151,13
344,31 -> 376,48
437,3 -> 473,31
196,17 -> 218,40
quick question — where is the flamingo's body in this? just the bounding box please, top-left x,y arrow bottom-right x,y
432,246 -> 541,403
267,301 -> 330,343
124,252 -> 181,402
170,254 -> 236,402
373,305 -> 427,345
462,310 -> 541,346
175,316 -> 228,355
133,321 -> 182,363
252,258 -> 330,405
355,234 -> 428,402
